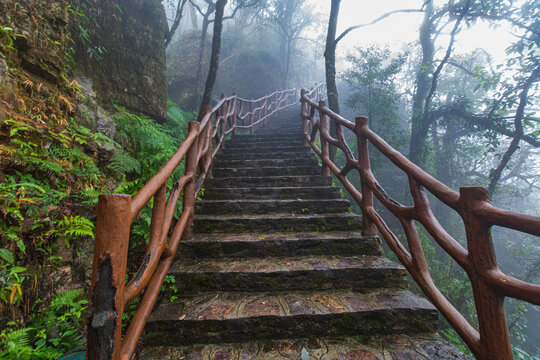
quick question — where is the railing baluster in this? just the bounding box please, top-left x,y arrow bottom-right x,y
355,117 -> 376,236
460,187 -> 513,360
319,101 -> 331,177
250,99 -> 254,134
182,122 -> 200,240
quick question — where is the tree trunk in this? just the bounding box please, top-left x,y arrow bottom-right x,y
325,0 -> 341,115
165,0 -> 188,47
282,36 -> 292,88
409,0 -> 434,167
324,0 -> 341,161
195,14 -> 212,96
197,0 -> 227,121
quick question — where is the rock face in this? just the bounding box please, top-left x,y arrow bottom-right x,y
0,0 -> 69,83
72,0 -> 168,121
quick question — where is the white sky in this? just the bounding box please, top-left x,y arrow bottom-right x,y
309,0 -> 516,64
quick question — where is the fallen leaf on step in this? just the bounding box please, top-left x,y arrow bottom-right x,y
178,314 -> 186,320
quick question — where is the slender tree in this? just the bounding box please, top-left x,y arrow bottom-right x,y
197,0 -> 227,121
324,0 -> 340,115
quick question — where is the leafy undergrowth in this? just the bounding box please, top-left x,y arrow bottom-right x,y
0,86 -> 193,357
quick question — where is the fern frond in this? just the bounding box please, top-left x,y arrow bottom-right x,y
50,289 -> 84,309
110,151 -> 141,175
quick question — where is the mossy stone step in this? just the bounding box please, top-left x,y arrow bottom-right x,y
144,289 -> 437,345
231,134 -> 303,141
180,231 -> 382,258
207,175 -> 332,188
213,157 -> 318,169
195,199 -> 350,215
193,213 -> 361,233
216,151 -> 314,161
141,334 -> 470,360
213,166 -> 321,177
202,186 -> 341,200
222,145 -> 308,154
225,140 -> 305,148
169,255 -> 407,293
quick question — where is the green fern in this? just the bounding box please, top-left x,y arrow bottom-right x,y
52,215 -> 95,248
25,157 -> 64,174
50,289 -> 86,309
110,151 -> 141,175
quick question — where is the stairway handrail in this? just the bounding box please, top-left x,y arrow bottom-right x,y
300,88 -> 540,360
85,87 -> 298,360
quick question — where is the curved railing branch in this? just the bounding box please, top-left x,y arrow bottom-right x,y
300,88 -> 540,360
86,87 -> 298,360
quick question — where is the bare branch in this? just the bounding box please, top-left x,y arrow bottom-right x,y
165,0 -> 188,47
488,64 -> 540,194
423,0 -> 472,117
334,9 -> 424,46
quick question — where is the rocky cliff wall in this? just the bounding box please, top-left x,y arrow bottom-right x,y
72,0 -> 169,121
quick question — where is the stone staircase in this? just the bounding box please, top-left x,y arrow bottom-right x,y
141,111 -> 468,359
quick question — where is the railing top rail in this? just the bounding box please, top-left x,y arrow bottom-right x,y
236,87 -> 297,103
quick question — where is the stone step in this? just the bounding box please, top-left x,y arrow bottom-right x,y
141,334 -> 470,360
202,186 -> 341,200
195,199 -> 350,215
216,151 -> 314,161
181,231 -> 382,258
207,175 -> 332,188
225,140 -> 305,148
194,213 -> 361,233
222,145 -> 308,154
212,166 -> 320,177
213,157 -> 318,169
169,255 -> 406,293
144,289 -> 437,346
232,133 -> 302,141
229,136 -> 303,144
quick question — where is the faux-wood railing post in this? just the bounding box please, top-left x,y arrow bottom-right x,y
263,97 -> 268,126
356,117 -> 377,236
460,187 -> 512,360
250,99 -> 254,134
203,105 -> 213,179
182,122 -> 200,240
87,194 -> 131,360
319,101 -> 331,177
300,90 -> 308,146
220,101 -> 228,150
232,94 -> 237,136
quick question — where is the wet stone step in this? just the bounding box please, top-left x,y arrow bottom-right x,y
193,212 -> 361,233
180,231 -> 382,258
226,140 -> 305,148
195,199 -> 350,215
202,186 -> 341,200
212,166 -> 320,177
207,175 -> 332,188
212,157 -> 318,169
222,145 -> 308,154
228,138 -> 303,146
141,334 -> 471,360
216,151 -> 315,161
144,289 -> 437,345
169,255 -> 406,293
231,133 -> 303,141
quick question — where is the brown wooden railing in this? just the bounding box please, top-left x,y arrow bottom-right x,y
300,85 -> 540,360
85,88 -> 298,360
